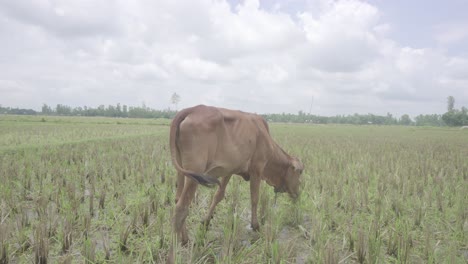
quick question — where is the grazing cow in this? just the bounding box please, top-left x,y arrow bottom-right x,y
169,105 -> 303,245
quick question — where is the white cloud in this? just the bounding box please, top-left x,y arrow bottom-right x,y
435,21 -> 468,45
176,57 -> 233,81
298,0 -> 381,72
0,0 -> 121,38
0,0 -> 467,115
257,64 -> 289,83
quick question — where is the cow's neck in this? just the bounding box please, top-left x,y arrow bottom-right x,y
263,142 -> 291,187
271,143 -> 291,166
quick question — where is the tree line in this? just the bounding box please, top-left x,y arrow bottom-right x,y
262,111 -> 448,126
37,103 -> 177,119
0,96 -> 466,126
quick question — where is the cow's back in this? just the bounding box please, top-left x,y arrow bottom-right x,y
176,105 -> 272,175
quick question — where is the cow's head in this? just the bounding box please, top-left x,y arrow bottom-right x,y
275,157 -> 303,200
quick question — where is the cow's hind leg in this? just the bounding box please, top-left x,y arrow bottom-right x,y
174,152 -> 185,204
202,174 -> 232,229
174,177 -> 198,245
175,171 -> 184,203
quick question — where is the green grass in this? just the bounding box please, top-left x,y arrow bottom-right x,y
0,116 -> 467,263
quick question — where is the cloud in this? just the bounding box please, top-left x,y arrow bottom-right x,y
0,0 -> 467,116
257,64 -> 289,83
297,0 -> 381,72
0,0 -> 121,38
435,21 -> 468,45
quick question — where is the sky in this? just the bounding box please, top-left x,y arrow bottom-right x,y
0,0 -> 467,117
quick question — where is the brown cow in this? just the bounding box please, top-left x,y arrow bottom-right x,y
169,105 -> 303,245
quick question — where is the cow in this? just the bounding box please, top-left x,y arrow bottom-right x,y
169,105 -> 303,245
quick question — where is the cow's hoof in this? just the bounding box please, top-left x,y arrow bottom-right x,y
201,220 -> 211,230
251,223 -> 260,231
181,239 -> 189,247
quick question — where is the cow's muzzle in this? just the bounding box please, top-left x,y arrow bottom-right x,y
274,186 -> 285,194
289,192 -> 299,202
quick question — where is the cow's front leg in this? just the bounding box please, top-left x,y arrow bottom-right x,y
250,174 -> 261,231
202,175 -> 232,229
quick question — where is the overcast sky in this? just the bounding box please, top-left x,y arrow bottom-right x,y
1,0 -> 467,116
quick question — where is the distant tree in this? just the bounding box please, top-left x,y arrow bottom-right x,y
415,114 -> 443,126
116,103 -> 122,115
400,114 -> 412,126
171,93 -> 181,110
447,96 -> 455,112
73,107 -> 83,116
385,112 -> 397,125
462,107 -> 468,125
41,104 -> 52,114
122,105 -> 128,117
442,109 -> 468,126
442,111 -> 458,126
442,96 -> 468,126
108,105 -> 117,117
97,105 -> 105,116
56,104 -> 71,115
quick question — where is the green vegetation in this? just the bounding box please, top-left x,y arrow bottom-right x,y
0,116 -> 467,263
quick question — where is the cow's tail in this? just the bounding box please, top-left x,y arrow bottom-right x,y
169,109 -> 220,187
